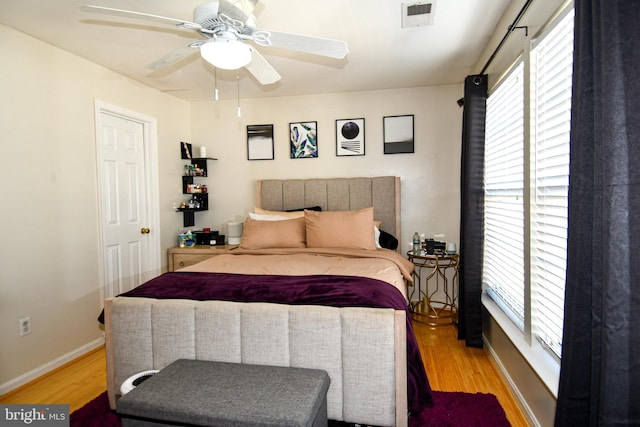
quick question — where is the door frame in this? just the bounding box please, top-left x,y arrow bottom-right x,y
94,100 -> 161,297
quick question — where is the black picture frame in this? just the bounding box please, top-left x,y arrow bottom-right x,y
383,115 -> 414,154
247,124 -> 274,160
290,121 -> 318,158
336,118 -> 365,156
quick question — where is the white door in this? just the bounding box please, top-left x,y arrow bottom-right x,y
96,104 -> 160,298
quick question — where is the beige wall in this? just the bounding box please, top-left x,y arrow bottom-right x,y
0,25 -> 191,390
189,85 -> 463,250
0,23 -> 464,391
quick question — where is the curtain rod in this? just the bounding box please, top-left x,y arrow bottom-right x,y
479,0 -> 534,76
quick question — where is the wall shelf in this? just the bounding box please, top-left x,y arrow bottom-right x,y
178,147 -> 216,227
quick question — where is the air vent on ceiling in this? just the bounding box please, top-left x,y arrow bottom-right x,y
408,3 -> 431,16
401,1 -> 437,28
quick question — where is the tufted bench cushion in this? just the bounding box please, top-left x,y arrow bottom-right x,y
117,359 -> 330,427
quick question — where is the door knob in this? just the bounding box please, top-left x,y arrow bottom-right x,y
140,227 -> 150,234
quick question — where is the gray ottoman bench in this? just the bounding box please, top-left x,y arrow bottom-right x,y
117,359 -> 331,427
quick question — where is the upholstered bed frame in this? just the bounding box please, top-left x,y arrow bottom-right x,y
103,176 -> 408,426
258,176 -> 401,241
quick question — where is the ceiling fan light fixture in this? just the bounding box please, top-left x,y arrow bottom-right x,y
200,37 -> 252,70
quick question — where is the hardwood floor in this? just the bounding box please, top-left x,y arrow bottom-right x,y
0,346 -> 107,413
0,323 -> 529,426
413,321 -> 529,426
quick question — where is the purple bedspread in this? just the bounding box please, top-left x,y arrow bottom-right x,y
110,271 -> 433,415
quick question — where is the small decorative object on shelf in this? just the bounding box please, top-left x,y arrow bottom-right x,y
186,183 -> 207,193
180,141 -> 193,159
177,142 -> 217,227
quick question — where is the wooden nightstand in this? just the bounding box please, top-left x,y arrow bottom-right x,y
167,245 -> 236,272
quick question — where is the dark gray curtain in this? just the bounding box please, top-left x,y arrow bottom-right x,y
458,74 -> 487,348
555,1 -> 640,425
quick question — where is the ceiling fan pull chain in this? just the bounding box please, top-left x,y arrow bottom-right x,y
214,67 -> 219,101
237,75 -> 241,118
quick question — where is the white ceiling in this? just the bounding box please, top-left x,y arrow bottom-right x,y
0,0 -> 512,102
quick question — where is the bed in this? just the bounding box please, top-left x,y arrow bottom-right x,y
103,176 -> 432,427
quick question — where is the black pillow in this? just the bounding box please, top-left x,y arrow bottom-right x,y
378,229 -> 399,250
286,206 -> 322,212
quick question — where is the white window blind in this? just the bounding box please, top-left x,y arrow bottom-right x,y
530,11 -> 573,358
484,62 -> 525,329
483,9 -> 573,362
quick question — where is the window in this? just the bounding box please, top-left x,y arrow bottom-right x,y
484,10 -> 573,360
484,61 -> 525,330
530,10 -> 573,358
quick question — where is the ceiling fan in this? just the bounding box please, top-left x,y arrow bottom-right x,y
80,1 -> 349,85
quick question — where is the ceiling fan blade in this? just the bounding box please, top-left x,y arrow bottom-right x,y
245,48 -> 281,85
80,5 -> 203,31
146,44 -> 200,70
262,31 -> 349,59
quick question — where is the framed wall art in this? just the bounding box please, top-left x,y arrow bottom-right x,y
383,115 -> 414,154
290,121 -> 318,158
336,118 -> 365,156
247,124 -> 274,160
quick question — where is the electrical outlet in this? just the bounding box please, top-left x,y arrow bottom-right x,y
19,317 -> 31,336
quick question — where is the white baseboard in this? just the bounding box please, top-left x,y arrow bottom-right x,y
0,337 -> 105,396
483,334 -> 541,427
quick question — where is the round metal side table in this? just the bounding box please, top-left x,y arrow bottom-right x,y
407,250 -> 459,326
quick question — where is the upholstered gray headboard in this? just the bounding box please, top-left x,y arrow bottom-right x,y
257,176 -> 401,239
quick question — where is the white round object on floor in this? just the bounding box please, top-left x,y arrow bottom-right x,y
120,370 -> 160,395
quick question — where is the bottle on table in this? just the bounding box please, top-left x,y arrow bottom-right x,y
413,232 -> 421,254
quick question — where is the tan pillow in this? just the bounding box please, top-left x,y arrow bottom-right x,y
305,207 -> 377,250
254,207 -> 305,219
240,217 -> 306,249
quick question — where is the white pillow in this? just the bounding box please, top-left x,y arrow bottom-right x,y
375,226 -> 382,248
248,212 -> 291,221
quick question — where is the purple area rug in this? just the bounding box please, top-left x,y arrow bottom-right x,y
70,392 -> 119,427
71,390 -> 510,427
412,391 -> 511,427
